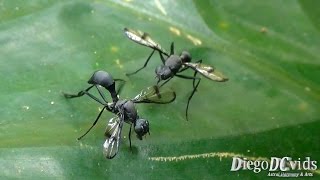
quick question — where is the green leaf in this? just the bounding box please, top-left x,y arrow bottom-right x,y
0,0 -> 319,179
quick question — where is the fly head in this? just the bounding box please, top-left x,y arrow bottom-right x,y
180,51 -> 192,63
134,118 -> 150,140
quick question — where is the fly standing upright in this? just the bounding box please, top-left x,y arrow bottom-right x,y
124,28 -> 228,120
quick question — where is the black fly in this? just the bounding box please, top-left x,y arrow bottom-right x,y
124,28 -> 228,120
63,70 -> 176,159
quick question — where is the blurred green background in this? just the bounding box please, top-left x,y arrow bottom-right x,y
0,0 -> 319,179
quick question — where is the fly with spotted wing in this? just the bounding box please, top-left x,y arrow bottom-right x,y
124,28 -> 228,120
63,70 -> 176,159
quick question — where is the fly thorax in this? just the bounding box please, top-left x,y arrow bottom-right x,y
165,55 -> 182,72
155,65 -> 172,80
114,100 -> 125,110
119,100 -> 137,123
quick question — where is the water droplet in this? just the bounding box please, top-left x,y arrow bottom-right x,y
22,106 -> 30,110
169,26 -> 181,36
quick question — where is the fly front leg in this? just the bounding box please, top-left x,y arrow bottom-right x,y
126,49 -> 155,76
77,106 -> 107,140
170,42 -> 175,55
192,59 -> 202,89
175,74 -> 201,121
63,85 -> 107,106
128,124 -> 132,151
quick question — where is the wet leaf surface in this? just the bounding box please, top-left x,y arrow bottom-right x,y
0,0 -> 319,179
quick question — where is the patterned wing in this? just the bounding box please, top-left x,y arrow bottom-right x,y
103,116 -> 124,159
133,86 -> 176,104
124,28 -> 167,54
184,62 -> 228,82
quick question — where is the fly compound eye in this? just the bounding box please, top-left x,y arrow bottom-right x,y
135,119 -> 149,140
180,51 -> 191,62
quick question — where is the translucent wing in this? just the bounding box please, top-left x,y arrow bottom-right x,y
133,86 -> 176,104
124,28 -> 167,54
103,116 -> 124,159
184,62 -> 229,82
